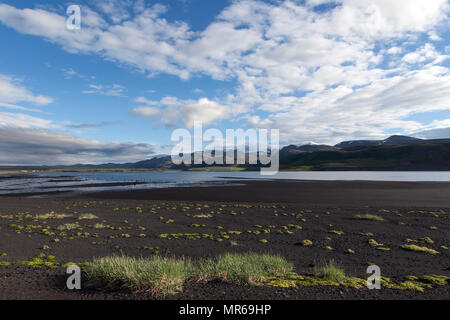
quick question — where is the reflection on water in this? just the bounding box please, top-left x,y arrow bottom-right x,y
1,171 -> 450,197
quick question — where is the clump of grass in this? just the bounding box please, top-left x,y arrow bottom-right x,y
354,214 -> 384,221
314,260 -> 347,283
329,230 -> 344,235
359,232 -> 374,237
300,240 -> 313,246
84,253 -> 293,295
198,252 -> 293,285
421,275 -> 450,286
193,214 -> 212,219
84,255 -> 191,296
419,237 -> 434,244
35,212 -> 72,219
368,239 -> 383,247
401,244 -> 439,255
78,214 -> 99,220
56,223 -> 80,231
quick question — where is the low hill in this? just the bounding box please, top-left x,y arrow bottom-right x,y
335,135 -> 425,149
281,139 -> 450,171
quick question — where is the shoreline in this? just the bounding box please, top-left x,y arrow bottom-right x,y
1,176 -> 450,207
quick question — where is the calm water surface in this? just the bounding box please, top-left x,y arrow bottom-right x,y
1,171 -> 450,196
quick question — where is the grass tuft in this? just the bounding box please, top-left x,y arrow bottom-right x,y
354,214 -> 384,221
203,252 -> 293,285
300,240 -> 313,246
314,260 -> 347,283
84,253 -> 293,295
84,255 -> 191,296
78,214 -> 99,220
35,212 -> 72,219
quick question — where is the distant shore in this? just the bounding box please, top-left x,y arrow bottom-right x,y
2,165 -> 450,176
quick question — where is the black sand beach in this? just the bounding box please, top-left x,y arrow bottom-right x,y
78,180 -> 450,207
0,180 -> 449,300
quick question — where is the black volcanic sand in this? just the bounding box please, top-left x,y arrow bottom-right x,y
78,180 -> 450,207
0,180 -> 449,300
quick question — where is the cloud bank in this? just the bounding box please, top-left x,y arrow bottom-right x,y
0,126 -> 154,165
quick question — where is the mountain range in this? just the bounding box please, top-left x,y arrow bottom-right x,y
2,135 -> 450,171
278,135 -> 450,171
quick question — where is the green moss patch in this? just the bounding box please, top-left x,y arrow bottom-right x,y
78,214 -> 99,220
300,240 -> 313,246
354,214 -> 384,221
401,244 -> 439,255
15,253 -> 59,269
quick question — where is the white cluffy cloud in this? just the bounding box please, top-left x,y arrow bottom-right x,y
0,74 -> 53,108
130,96 -> 230,128
82,83 -> 127,97
0,1 -> 450,146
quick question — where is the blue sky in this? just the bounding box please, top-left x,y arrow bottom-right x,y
0,0 -> 449,165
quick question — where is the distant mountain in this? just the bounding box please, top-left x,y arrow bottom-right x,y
126,156 -> 173,169
2,135 -> 450,172
281,144 -> 339,154
335,135 -> 424,149
382,135 -> 424,145
281,137 -> 450,171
